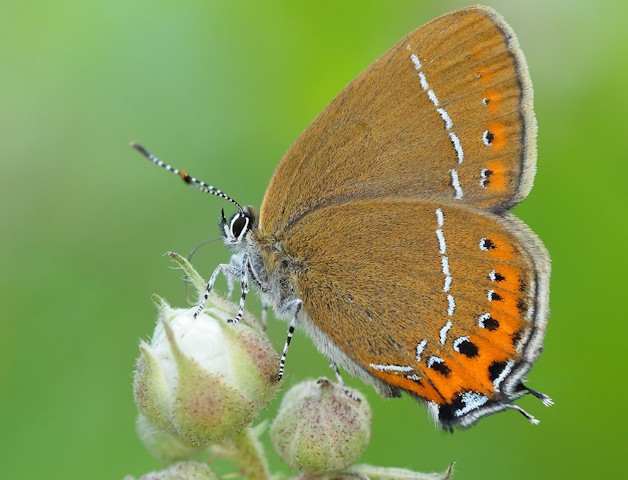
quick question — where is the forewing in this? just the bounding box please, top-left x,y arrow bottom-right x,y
260,6 -> 536,235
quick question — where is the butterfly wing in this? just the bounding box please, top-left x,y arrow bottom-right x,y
260,6 -> 536,235
253,6 -> 549,429
282,199 -> 549,429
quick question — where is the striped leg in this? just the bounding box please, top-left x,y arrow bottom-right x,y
193,252 -> 251,323
330,359 -> 361,401
277,300 -> 302,380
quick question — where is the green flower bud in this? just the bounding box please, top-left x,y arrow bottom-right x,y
125,461 -> 218,480
135,414 -> 208,462
133,254 -> 281,448
270,378 -> 371,474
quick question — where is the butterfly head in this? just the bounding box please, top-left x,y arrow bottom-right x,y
220,206 -> 257,251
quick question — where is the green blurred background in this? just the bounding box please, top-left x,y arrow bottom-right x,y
1,0 -> 626,478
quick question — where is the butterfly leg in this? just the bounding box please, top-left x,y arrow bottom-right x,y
506,404 -> 540,425
241,255 -> 271,329
505,385 -> 553,425
521,385 -> 554,407
260,302 -> 268,330
194,253 -> 252,323
330,360 -> 361,401
226,253 -> 242,298
277,299 -> 302,381
220,253 -> 271,327
193,262 -> 240,318
330,360 -> 345,385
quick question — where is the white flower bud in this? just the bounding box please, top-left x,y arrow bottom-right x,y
270,378 -> 371,474
133,254 -> 281,449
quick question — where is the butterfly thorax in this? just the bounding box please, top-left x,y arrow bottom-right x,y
244,226 -> 303,319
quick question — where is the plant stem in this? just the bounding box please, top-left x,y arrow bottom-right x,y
214,427 -> 270,480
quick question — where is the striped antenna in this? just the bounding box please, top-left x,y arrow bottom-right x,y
130,142 -> 243,212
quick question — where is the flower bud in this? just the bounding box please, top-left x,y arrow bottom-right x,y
135,414 -> 208,462
133,254 -> 281,448
270,378 -> 371,474
125,461 -> 218,480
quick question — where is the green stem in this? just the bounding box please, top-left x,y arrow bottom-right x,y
214,427 -> 270,480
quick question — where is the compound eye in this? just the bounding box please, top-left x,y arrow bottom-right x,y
230,214 -> 249,238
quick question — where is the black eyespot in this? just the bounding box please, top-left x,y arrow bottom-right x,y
488,290 -> 503,302
479,238 -> 496,251
428,356 -> 451,377
455,339 -> 479,358
490,271 -> 505,282
483,130 -> 495,146
480,169 -> 494,188
479,313 -> 500,331
488,361 -> 508,382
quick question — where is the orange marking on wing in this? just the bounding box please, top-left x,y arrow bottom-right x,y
477,322 -> 519,356
490,264 -> 522,293
487,121 -> 507,151
483,89 -> 501,115
445,356 -> 491,396
490,288 -> 522,320
478,329 -> 516,356
486,233 -> 517,262
488,308 -> 525,340
453,334 -> 512,392
422,368 -> 463,402
477,67 -> 494,83
373,370 -> 443,403
484,158 -> 507,193
469,45 -> 483,61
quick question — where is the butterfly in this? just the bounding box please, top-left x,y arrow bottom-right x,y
133,6 -> 552,430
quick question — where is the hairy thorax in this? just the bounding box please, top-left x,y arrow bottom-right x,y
247,228 -> 303,319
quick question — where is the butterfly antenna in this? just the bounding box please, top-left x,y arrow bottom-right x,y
130,142 -> 243,212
